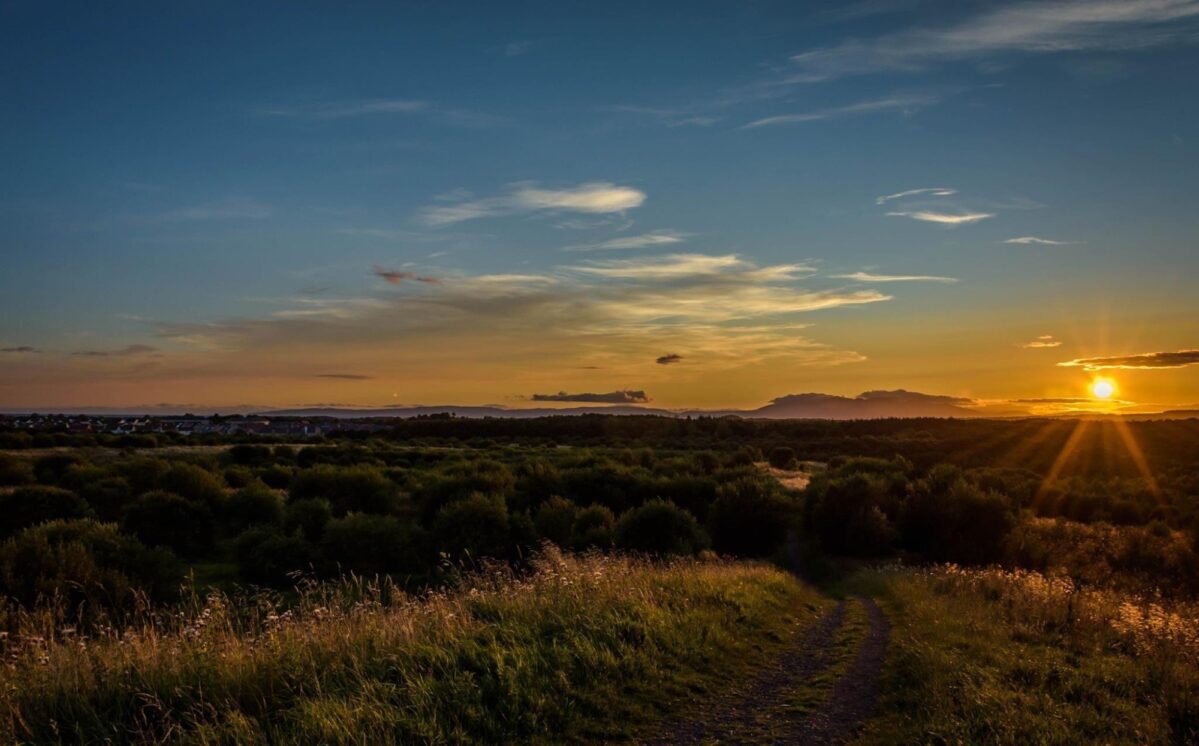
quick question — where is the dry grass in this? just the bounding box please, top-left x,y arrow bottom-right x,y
0,548 -> 820,744
850,564 -> 1199,745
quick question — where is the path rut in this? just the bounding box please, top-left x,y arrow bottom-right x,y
646,595 -> 890,745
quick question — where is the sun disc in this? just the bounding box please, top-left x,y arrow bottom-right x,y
1090,379 -> 1115,400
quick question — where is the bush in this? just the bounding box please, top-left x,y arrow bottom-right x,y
76,476 -> 134,522
290,465 -> 401,516
33,454 -> 83,485
707,477 -> 794,557
113,457 -> 171,495
223,485 -> 285,533
417,460 -> 516,521
0,454 -> 33,486
804,473 -> 898,556
433,493 -> 511,560
321,514 -> 427,578
572,504 -> 616,549
223,466 -> 257,489
286,498 -> 333,543
0,519 -> 179,610
615,500 -> 708,555
902,470 -> 1014,565
258,464 -> 294,490
121,491 -> 214,556
228,444 -> 273,467
0,486 -> 94,538
234,527 -> 316,587
768,446 -> 797,469
159,463 -> 226,507
534,496 -> 577,547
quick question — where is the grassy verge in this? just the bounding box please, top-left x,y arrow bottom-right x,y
848,565 -> 1199,745
0,548 -> 820,744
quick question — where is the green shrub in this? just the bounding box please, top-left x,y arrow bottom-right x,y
228,444 -> 273,466
291,465 -> 401,515
32,453 -> 83,485
258,464 -> 294,490
0,454 -> 33,486
534,496 -> 577,547
75,476 -> 133,522
234,526 -> 316,587
768,446 -> 797,469
0,519 -> 179,610
0,486 -> 94,538
708,477 -> 794,557
286,498 -> 333,543
121,491 -> 214,556
223,485 -> 285,533
572,504 -> 616,549
321,514 -> 427,578
433,493 -> 511,560
159,463 -> 226,507
615,499 -> 708,555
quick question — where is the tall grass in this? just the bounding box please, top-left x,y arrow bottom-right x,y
852,564 -> 1199,745
0,548 -> 821,744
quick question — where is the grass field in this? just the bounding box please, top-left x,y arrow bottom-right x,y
0,548 -> 826,744
849,565 -> 1199,745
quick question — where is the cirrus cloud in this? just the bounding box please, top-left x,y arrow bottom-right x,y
532,390 -> 649,404
419,181 -> 646,226
1058,349 -> 1199,370
833,271 -> 958,283
876,187 -> 957,205
886,210 -> 995,225
1004,236 -> 1079,245
1022,334 -> 1062,349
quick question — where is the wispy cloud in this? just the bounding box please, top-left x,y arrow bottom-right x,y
876,187 -> 957,205
0,346 -> 39,354
419,182 -> 646,226
72,344 -> 158,357
1022,334 -> 1062,348
141,253 -> 890,392
742,94 -> 937,128
569,253 -> 815,281
833,271 -> 958,283
605,105 -> 724,128
656,353 -> 683,365
502,41 -> 531,57
563,230 -> 688,252
315,373 -> 373,380
372,266 -> 441,285
163,197 -> 272,221
532,390 -> 649,404
259,98 -> 507,129
261,99 -> 429,118
789,0 -> 1199,81
1004,236 -> 1079,245
886,210 -> 995,225
1059,349 -> 1199,370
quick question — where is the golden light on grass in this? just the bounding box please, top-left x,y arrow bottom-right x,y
1090,378 -> 1116,400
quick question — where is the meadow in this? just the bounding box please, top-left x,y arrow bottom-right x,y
0,416 -> 1197,742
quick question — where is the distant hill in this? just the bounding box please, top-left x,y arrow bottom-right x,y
264,390 -> 982,420
261,404 -> 680,419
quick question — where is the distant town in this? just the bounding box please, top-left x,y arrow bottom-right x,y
0,413 -> 381,439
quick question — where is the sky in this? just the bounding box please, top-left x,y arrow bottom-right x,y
1,0 -> 1198,415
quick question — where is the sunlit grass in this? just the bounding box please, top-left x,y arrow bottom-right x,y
850,564 -> 1199,745
0,548 -> 822,743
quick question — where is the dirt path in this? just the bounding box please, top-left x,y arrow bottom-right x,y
647,596 -> 890,745
787,597 -> 890,745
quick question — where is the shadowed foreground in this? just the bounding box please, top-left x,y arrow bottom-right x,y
0,550 -> 825,744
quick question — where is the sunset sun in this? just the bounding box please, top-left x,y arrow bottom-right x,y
1090,378 -> 1116,400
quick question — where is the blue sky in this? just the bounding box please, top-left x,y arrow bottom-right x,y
2,0 -> 1198,411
